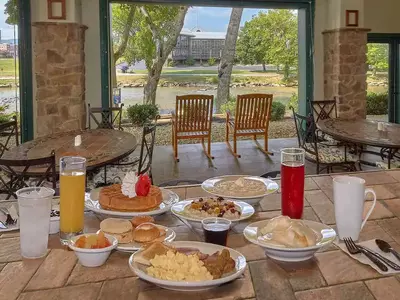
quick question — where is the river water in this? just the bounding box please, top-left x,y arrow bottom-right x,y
0,85 -> 387,114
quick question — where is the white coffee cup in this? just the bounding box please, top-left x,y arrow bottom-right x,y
333,176 -> 376,241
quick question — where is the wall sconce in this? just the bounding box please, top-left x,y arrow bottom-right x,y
345,10 -> 359,27
47,0 -> 66,20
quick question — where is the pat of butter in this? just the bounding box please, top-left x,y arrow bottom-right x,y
74,135 -> 82,146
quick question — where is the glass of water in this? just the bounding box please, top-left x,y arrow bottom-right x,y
16,187 -> 55,259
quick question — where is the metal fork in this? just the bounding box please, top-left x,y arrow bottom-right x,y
343,237 -> 388,272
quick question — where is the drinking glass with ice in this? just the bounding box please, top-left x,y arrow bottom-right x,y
16,187 -> 55,259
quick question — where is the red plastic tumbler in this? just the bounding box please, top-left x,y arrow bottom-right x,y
281,148 -> 305,219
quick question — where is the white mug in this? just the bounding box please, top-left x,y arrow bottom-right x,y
333,176 -> 376,240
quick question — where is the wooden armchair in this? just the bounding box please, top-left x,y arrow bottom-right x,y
172,94 -> 214,162
226,93 -> 273,158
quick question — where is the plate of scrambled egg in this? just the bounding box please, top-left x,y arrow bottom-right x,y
128,241 -> 247,291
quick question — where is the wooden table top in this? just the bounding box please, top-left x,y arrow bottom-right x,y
317,118 -> 400,148
1,170 -> 400,300
2,129 -> 138,173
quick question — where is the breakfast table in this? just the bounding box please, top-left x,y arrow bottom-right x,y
1,170 -> 400,300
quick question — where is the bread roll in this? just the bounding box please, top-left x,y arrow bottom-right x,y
131,216 -> 155,228
100,218 -> 133,244
133,223 -> 160,243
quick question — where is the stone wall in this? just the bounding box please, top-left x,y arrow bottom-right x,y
323,28 -> 369,119
33,22 -> 87,137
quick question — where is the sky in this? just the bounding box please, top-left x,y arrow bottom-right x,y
0,0 -> 15,41
0,3 -> 265,41
184,7 -> 266,32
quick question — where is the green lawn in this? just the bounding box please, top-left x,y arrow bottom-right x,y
0,58 -> 19,77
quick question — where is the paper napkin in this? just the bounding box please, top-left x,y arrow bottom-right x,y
335,239 -> 400,275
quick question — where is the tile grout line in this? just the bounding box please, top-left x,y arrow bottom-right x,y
95,281 -> 105,300
20,250 -> 50,296
362,280 -> 378,300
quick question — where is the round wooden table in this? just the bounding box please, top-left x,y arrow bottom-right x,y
317,118 -> 400,168
2,129 -> 138,174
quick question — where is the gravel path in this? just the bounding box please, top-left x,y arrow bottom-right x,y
124,118 -> 296,146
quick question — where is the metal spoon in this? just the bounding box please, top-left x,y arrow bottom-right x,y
376,239 -> 400,262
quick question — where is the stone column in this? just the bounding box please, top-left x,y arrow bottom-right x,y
33,22 -> 87,137
323,28 -> 370,119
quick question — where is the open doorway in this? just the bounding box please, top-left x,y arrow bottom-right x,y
368,34 -> 400,123
100,1 -> 313,146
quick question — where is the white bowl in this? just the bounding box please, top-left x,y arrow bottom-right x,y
68,233 -> 118,267
49,216 -> 60,234
201,175 -> 279,206
243,219 -> 336,262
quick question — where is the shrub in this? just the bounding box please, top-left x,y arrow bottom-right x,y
167,59 -> 176,67
0,105 -> 15,123
220,95 -> 237,114
208,57 -> 216,66
207,76 -> 219,85
287,93 -> 299,112
126,103 -> 159,126
184,57 -> 195,66
366,91 -> 388,115
270,102 -> 286,121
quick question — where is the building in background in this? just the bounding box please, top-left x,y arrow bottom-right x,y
172,29 -> 226,62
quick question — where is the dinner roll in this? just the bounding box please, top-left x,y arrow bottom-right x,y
131,216 -> 155,228
100,218 -> 133,244
133,223 -> 160,243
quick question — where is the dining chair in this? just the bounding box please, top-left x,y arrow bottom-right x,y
226,93 -> 273,158
292,110 -> 358,174
0,116 -> 19,158
172,94 -> 214,162
90,121 -> 158,187
0,151 -> 56,200
309,99 -> 341,146
88,103 -> 124,131
137,122 -> 157,184
260,170 -> 280,179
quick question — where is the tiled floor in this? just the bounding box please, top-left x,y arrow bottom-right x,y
151,138 -> 378,185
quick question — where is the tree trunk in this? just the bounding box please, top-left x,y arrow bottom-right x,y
112,5 -> 136,89
283,63 -> 290,81
216,8 -> 243,113
262,63 -> 266,72
142,6 -> 188,104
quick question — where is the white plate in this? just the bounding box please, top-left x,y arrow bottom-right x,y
244,219 -> 336,262
171,198 -> 255,223
129,241 -> 247,291
202,175 -> 279,205
85,188 -> 180,218
117,225 -> 176,252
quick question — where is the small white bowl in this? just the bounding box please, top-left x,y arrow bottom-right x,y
49,216 -> 60,234
68,233 -> 118,267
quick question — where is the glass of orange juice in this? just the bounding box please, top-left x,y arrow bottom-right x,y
59,156 -> 86,244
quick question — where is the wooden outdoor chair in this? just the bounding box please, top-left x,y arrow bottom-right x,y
88,103 -> 124,131
172,94 -> 214,162
0,116 -> 19,158
0,151 -> 56,200
225,93 -> 273,158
